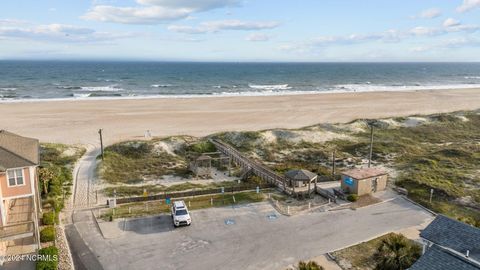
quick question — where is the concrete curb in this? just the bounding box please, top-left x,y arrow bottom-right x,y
90,209 -> 106,239
400,196 -> 437,217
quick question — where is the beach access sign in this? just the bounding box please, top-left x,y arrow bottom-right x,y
344,177 -> 354,186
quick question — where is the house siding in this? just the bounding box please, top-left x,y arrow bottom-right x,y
0,167 -> 33,198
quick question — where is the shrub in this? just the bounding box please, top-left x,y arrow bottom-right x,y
298,261 -> 324,270
42,212 -> 55,225
40,226 -> 55,243
188,140 -> 216,153
36,246 -> 58,270
347,194 -> 358,202
374,233 -> 421,270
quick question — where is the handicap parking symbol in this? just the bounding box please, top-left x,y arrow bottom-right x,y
267,213 -> 278,220
224,219 -> 235,225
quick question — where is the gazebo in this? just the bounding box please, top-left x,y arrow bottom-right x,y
285,169 -> 318,194
190,154 -> 213,178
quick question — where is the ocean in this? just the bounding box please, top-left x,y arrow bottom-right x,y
1,61 -> 480,101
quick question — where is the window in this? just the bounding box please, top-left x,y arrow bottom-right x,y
7,168 -> 24,186
175,209 -> 188,216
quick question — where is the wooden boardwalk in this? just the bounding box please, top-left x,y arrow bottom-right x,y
210,139 -> 293,195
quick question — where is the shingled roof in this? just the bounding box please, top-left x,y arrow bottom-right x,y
341,167 -> 387,180
420,215 -> 480,261
0,130 -> 39,171
285,169 -> 317,181
409,245 -> 480,270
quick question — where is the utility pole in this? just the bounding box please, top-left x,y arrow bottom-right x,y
99,128 -> 104,160
368,124 -> 374,168
332,149 -> 336,179
429,189 -> 434,203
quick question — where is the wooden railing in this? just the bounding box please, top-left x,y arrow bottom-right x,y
210,139 -> 293,195
0,221 -> 34,240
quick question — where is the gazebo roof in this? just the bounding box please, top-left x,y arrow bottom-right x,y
285,169 -> 317,181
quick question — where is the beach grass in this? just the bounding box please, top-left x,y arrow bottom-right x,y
99,140 -> 190,184
102,180 -> 259,197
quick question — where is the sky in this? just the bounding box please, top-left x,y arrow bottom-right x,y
1,0 -> 480,62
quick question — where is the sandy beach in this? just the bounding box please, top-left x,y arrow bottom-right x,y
1,88 -> 480,145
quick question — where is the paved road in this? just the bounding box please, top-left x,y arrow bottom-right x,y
73,198 -> 433,270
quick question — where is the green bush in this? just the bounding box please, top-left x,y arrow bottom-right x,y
347,194 -> 358,202
42,212 -> 55,225
40,226 -> 55,243
188,140 -> 216,153
36,246 -> 58,270
374,233 -> 421,270
298,261 -> 324,270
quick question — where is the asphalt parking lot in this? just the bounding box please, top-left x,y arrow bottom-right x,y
70,197 -> 433,270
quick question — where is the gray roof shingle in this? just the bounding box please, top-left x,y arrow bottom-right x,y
421,215 -> 480,261
0,148 -> 36,171
285,169 -> 317,181
409,245 -> 480,270
0,130 -> 39,171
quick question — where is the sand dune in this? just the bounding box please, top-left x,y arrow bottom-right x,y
1,88 -> 480,145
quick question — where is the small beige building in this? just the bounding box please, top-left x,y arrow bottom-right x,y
341,167 -> 388,196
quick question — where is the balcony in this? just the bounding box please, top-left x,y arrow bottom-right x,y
0,197 -> 35,241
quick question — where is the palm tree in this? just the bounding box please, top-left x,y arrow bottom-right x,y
39,167 -> 55,195
374,233 -> 421,270
298,261 -> 324,270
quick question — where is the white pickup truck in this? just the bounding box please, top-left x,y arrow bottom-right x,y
171,200 -> 192,227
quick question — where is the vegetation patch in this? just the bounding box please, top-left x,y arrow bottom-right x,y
347,194 -> 358,202
39,144 -> 85,214
40,226 -> 55,243
42,212 -> 55,225
332,233 -> 420,270
36,246 -> 59,270
297,261 -> 324,270
102,181 -> 255,197
100,140 -> 190,184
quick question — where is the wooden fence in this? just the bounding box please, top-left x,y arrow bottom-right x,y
114,183 -> 274,204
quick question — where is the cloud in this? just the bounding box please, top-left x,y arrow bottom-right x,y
441,37 -> 480,48
310,30 -> 403,46
409,26 -> 441,36
457,0 -> 480,12
137,0 -> 240,11
168,20 -> 280,34
245,33 -> 270,42
414,8 -> 442,19
409,21 -> 478,37
82,0 -> 241,24
410,37 -> 480,53
443,18 -> 460,27
0,20 -> 132,43
281,19 -> 480,55
167,25 -> 206,34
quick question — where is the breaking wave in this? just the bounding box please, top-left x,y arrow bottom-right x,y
80,85 -> 123,91
248,84 -> 292,90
